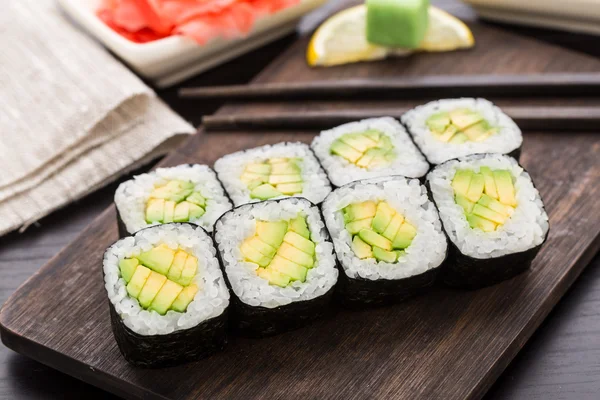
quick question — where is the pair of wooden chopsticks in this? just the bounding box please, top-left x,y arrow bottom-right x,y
178,73 -> 600,131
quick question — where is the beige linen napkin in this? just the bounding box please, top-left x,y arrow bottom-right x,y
0,1 -> 195,235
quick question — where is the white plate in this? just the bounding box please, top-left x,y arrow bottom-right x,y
464,0 -> 600,36
58,0 -> 327,87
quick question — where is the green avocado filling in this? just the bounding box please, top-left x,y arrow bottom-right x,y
241,157 -> 304,200
343,200 -> 416,263
119,244 -> 200,314
240,215 -> 315,287
452,168 -> 517,232
145,180 -> 207,224
330,130 -> 396,169
426,109 -> 497,143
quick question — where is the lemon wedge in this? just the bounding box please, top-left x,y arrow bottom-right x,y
307,5 -> 474,67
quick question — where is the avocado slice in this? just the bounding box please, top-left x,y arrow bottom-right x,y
167,250 -> 188,282
352,236 -> 373,259
283,231 -> 315,256
246,163 -> 272,174
462,120 -> 490,141
149,279 -> 183,315
241,172 -> 268,185
478,194 -> 511,217
340,133 -> 375,152
363,148 -> 390,168
256,220 -> 288,248
426,112 -> 451,134
493,170 -> 517,206
268,174 -> 302,185
480,167 -> 498,199
393,222 -> 417,249
173,202 -> 190,222
247,180 -> 264,190
455,194 -> 475,214
376,135 -> 394,151
395,250 -> 406,259
452,169 -> 473,197
250,184 -> 282,200
344,201 -> 377,222
289,216 -> 310,239
437,124 -> 458,142
145,198 -> 164,223
171,284 -> 199,313
449,109 -> 483,130
373,247 -> 397,263
178,255 -> 198,286
186,192 -> 206,207
138,244 -> 175,275
276,182 -> 303,195
137,271 -> 167,308
363,130 -> 382,142
382,213 -> 405,241
277,242 -> 314,269
269,255 -> 308,281
188,202 -> 205,220
240,239 -> 272,267
346,217 -> 374,235
331,139 -> 362,163
472,204 -> 506,225
271,162 -> 301,175
356,152 -> 375,168
162,200 -> 176,223
449,133 -> 468,144
358,229 -> 392,251
267,158 -> 289,164
244,236 -> 275,258
466,173 -> 485,203
372,202 -> 396,233
119,258 -> 139,283
126,265 -> 151,298
467,214 -> 497,232
257,268 -> 291,287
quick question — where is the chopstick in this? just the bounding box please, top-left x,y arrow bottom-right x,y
180,73 -> 600,101
202,107 -> 600,132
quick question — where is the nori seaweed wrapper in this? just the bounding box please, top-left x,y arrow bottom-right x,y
109,302 -> 228,368
227,286 -> 335,337
426,155 -> 549,289
336,267 -> 440,308
214,198 -> 337,338
104,222 -> 229,367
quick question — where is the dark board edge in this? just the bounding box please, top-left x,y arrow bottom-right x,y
467,232 -> 600,399
0,323 -> 168,400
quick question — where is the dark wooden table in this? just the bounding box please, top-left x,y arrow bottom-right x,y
1,1 -> 599,399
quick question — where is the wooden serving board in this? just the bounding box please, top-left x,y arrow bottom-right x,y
2,1 -> 600,399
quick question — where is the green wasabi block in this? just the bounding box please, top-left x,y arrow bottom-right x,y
366,0 -> 429,49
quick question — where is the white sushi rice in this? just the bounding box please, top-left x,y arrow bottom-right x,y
103,223 -> 229,336
115,164 -> 232,234
322,177 -> 447,281
215,198 -> 338,309
427,154 -> 549,259
214,142 -> 332,206
401,98 -> 523,165
311,117 -> 430,187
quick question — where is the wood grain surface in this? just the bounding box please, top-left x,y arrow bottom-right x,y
1,1 -> 600,399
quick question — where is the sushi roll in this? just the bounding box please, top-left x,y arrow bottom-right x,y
103,223 -> 230,367
115,164 -> 232,237
311,117 -> 429,187
402,98 -> 522,165
322,176 -> 447,307
214,142 -> 332,206
427,154 -> 549,288
214,197 -> 338,337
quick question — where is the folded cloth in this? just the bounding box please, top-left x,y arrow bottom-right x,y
0,0 -> 195,235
